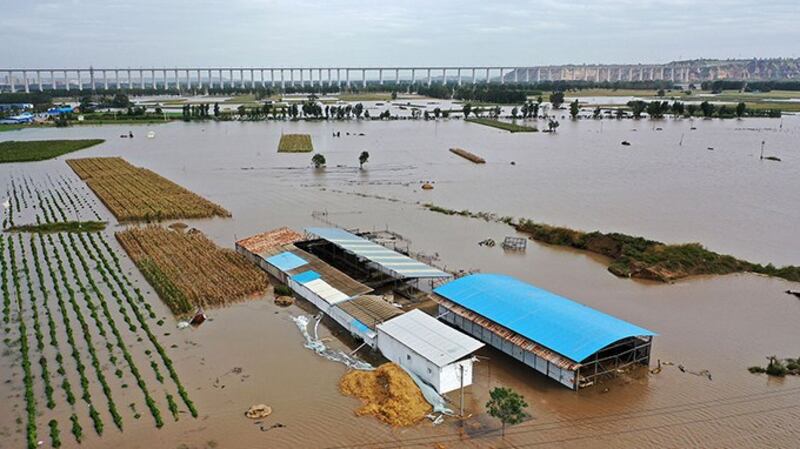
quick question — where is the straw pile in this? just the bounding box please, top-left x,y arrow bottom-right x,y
339,363 -> 431,427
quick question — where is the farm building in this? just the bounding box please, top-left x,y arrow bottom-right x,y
300,227 -> 452,298
433,274 -> 656,390
236,227 -> 487,391
377,309 -> 484,394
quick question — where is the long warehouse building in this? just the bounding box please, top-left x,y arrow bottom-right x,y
433,274 -> 656,390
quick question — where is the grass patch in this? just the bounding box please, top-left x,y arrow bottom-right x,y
6,221 -> 107,233
465,118 -> 537,133
0,139 -> 104,163
0,124 -> 30,132
278,134 -> 313,153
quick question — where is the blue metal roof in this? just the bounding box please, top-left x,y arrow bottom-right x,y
305,227 -> 450,279
434,274 -> 656,362
291,270 -> 321,284
266,251 -> 308,271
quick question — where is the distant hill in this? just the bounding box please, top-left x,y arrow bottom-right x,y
507,58 -> 800,82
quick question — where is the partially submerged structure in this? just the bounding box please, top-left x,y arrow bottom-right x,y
236,227 -> 481,393
377,309 -> 483,394
433,274 -> 655,390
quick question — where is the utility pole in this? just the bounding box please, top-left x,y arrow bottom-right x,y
459,363 -> 465,417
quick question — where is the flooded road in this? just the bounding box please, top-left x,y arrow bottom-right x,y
1,115 -> 799,448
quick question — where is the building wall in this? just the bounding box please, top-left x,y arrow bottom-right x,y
328,305 -> 377,347
377,328 -> 443,391
438,359 -> 474,394
439,305 -> 577,390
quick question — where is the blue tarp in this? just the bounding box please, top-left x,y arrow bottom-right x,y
292,270 -> 321,284
434,274 -> 656,362
305,227 -> 450,279
266,251 -> 308,271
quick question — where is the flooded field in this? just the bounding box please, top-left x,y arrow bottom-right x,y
1,115 -> 799,448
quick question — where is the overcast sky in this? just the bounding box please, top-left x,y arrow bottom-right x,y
2,0 -> 798,68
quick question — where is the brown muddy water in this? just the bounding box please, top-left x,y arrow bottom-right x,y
1,115 -> 799,449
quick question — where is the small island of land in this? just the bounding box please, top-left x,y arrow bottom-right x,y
278,133 -> 314,152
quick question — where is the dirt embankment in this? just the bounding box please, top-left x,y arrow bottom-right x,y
339,363 -> 431,427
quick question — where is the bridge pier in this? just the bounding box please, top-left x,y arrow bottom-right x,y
362,69 -> 366,88
427,68 -> 431,87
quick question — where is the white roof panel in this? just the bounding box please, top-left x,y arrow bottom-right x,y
377,309 -> 484,367
304,279 -> 350,305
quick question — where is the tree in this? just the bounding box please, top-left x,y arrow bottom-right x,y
547,119 -> 559,133
462,103 -> 472,119
569,99 -> 579,119
549,91 -> 564,109
354,103 -> 364,118
686,104 -> 698,117
657,88 -> 666,97
391,91 -> 398,100
111,93 -> 130,108
700,100 -> 715,117
511,107 -> 519,119
79,96 -> 94,113
735,102 -> 746,118
358,151 -> 369,169
311,153 -> 326,168
213,102 -> 220,117
627,100 -> 646,119
486,387 -> 529,437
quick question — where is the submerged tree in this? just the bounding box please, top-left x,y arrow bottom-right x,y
569,99 -> 580,119
311,153 -> 326,168
549,91 -> 565,109
358,151 -> 369,169
736,102 -> 747,118
486,387 -> 529,437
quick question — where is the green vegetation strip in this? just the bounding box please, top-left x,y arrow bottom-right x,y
6,220 -> 107,233
277,133 -> 314,152
749,356 -> 800,377
465,118 -> 538,133
0,139 -> 104,163
423,204 -> 800,283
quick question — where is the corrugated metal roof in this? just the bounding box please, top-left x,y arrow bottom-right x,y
266,252 -> 309,271
305,227 -> 450,279
433,274 -> 656,363
336,295 -> 404,330
304,278 -> 350,305
283,248 -> 373,298
377,309 -> 484,367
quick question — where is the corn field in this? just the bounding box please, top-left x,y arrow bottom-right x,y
66,157 -> 230,221
116,226 -> 269,314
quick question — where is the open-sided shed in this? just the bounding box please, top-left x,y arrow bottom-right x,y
433,274 -> 656,389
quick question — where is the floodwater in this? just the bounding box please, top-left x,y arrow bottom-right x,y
1,113 -> 799,448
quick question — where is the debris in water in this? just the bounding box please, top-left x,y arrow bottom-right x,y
177,321 -> 190,329
190,308 -> 207,326
786,290 -> 800,299
502,236 -> 527,251
245,404 -> 272,419
291,315 -> 373,370
478,238 -> 495,247
147,131 -> 155,139
707,147 -> 714,151
339,363 -> 432,427
421,183 -> 434,190
621,141 -> 631,146
274,296 -> 294,306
